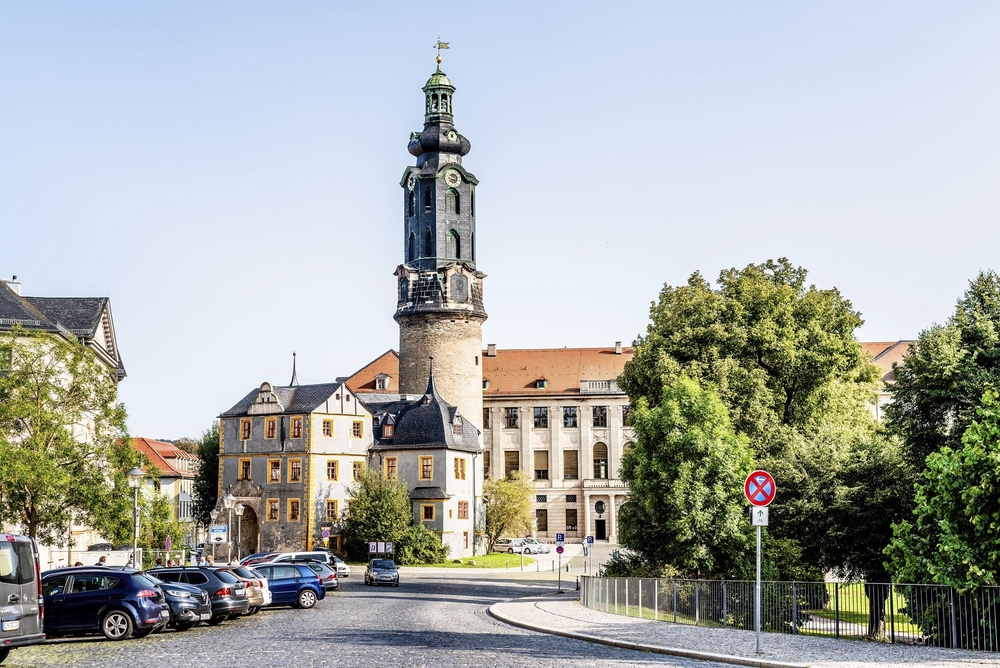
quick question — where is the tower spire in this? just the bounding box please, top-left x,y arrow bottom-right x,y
289,352 -> 299,387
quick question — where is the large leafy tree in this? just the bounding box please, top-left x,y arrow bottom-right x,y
618,377 -> 755,578
886,271 -> 1000,469
192,422 -> 220,526
342,469 -> 412,560
482,471 -> 534,552
618,259 -> 892,579
887,387 -> 1000,591
0,328 -> 136,545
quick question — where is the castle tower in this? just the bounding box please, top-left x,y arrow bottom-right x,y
394,59 -> 487,432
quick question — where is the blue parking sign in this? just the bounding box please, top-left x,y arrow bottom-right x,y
587,535 -> 594,545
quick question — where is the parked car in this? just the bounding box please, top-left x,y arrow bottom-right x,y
148,567 -> 248,624
522,538 -> 551,554
141,571 -> 212,631
331,555 -> 351,577
0,535 -> 44,665
215,566 -> 267,613
284,559 -> 338,591
251,563 -> 325,609
364,559 -> 399,587
492,538 -> 526,554
239,552 -> 279,567
40,568 -> 170,640
245,567 -> 272,608
270,551 -> 330,565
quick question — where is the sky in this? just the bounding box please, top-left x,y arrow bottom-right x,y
2,2 -> 999,439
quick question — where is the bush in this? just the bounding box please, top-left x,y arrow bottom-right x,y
396,524 -> 448,565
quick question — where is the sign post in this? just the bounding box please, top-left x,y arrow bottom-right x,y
555,533 -> 565,591
744,470 -> 776,655
587,535 -> 594,574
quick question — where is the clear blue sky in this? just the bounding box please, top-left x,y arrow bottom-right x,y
3,2 -> 998,439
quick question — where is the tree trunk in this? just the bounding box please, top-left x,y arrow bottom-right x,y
865,582 -> 889,639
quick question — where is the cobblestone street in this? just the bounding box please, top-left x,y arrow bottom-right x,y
4,570 -> 725,668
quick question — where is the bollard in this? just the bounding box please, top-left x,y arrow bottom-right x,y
566,564 -> 571,573
576,575 -> 580,591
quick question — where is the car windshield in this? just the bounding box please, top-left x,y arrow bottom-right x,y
230,567 -> 255,579
371,560 -> 396,569
132,573 -> 159,589
215,570 -> 240,584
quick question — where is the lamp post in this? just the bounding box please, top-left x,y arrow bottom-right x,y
223,494 -> 236,564
126,467 -> 145,568
234,503 -> 245,561
209,509 -> 219,563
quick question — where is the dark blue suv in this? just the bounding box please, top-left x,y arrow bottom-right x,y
41,568 -> 169,640
252,563 -> 325,609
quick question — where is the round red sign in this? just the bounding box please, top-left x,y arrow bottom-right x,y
744,470 -> 776,507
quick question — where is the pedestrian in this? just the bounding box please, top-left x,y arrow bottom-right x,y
73,561 -> 83,567
166,559 -> 175,567
229,557 -> 239,566
155,557 -> 163,567
95,556 -> 107,566
205,556 -> 213,566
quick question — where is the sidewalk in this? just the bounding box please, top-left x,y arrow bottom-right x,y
488,591 -> 999,668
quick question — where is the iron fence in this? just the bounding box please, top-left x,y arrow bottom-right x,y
579,576 -> 1000,651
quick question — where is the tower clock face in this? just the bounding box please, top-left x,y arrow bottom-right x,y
406,174 -> 416,191
444,170 -> 461,187
447,130 -> 457,141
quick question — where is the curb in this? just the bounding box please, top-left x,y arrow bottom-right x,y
487,600 -> 810,668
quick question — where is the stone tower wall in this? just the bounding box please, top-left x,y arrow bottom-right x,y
398,314 -> 483,432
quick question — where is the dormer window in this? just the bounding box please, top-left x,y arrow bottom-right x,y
375,374 -> 391,391
483,379 -> 490,390
383,424 -> 394,438
453,419 -> 462,436
535,378 -> 547,389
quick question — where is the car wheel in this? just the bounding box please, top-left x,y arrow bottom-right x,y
0,647 -> 10,663
207,615 -> 226,626
101,610 -> 134,641
297,589 -> 317,609
508,548 -> 514,553
131,627 -> 154,639
173,621 -> 196,632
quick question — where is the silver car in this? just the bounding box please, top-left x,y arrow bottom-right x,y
522,538 -> 551,554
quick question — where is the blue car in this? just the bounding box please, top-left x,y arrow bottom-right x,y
41,568 -> 170,640
251,563 -> 325,609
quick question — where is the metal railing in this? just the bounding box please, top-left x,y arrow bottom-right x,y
580,576 -> 1000,652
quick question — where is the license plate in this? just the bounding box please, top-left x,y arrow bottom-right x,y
2,620 -> 20,632
200,613 -> 211,620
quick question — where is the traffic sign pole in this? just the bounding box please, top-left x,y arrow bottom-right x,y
756,523 -> 761,654
744,470 -> 775,656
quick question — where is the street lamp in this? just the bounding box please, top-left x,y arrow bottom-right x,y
209,509 -> 219,563
126,467 -> 144,568
234,503 -> 245,561
223,494 -> 236,563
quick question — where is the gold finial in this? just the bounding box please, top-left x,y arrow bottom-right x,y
434,37 -> 450,67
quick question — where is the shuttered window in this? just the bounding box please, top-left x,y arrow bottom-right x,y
504,451 -> 520,477
534,451 -> 549,480
563,450 -> 579,480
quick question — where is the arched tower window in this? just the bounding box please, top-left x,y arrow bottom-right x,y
424,228 -> 433,257
425,95 -> 431,114
471,232 -> 475,262
441,94 -> 449,113
445,189 -> 456,216
446,229 -> 460,259
424,185 -> 432,213
431,94 -> 439,112
471,188 -> 475,216
454,192 -> 461,214
408,233 -> 415,262
408,190 -> 414,217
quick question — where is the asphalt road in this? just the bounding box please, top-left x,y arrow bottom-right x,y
4,570 -> 727,667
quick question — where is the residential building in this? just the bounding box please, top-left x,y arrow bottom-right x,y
862,341 -> 913,420
130,437 -> 198,540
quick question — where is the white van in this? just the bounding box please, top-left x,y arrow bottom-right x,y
270,551 -> 331,565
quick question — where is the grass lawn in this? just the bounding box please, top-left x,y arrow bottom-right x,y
405,553 -> 537,569
802,582 -> 921,635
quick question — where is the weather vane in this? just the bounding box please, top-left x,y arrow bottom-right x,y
434,37 -> 450,65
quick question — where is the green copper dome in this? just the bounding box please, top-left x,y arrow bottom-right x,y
423,67 -> 454,91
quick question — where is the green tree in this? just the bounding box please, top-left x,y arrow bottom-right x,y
618,377 -> 755,578
171,437 -> 201,454
482,471 -> 534,552
887,387 -> 1000,591
192,422 -> 220,526
396,524 -> 449,565
886,271 -> 1000,469
0,327 -> 135,545
342,469 -> 412,560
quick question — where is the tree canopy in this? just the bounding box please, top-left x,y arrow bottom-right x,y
482,471 -> 534,552
192,422 -> 220,526
0,328 -> 136,545
342,468 -> 412,560
618,377 -> 755,578
887,387 -> 1000,592
886,271 -> 1000,469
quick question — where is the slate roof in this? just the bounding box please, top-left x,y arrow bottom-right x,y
23,297 -> 108,336
219,382 -> 344,417
409,486 -> 450,500
367,372 -> 481,454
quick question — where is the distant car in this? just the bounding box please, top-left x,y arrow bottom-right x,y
270,551 -> 331,565
284,559 -> 338,592
239,552 -> 279,567
364,559 -> 399,587
492,538 -> 526,554
251,563 -> 325,609
86,542 -> 114,552
0,535 -> 45,665
41,568 -> 170,640
148,567 -> 248,625
522,538 -> 551,554
331,555 -> 351,577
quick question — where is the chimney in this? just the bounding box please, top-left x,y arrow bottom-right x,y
486,343 -> 497,357
615,341 -> 622,355
1,275 -> 21,296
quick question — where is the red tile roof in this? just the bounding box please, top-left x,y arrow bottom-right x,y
862,340 -> 914,384
345,350 -> 400,394
131,437 -> 198,478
